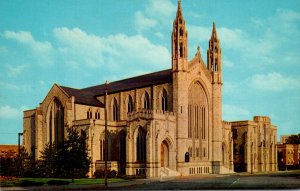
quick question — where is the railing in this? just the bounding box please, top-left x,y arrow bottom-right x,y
127,109 -> 176,122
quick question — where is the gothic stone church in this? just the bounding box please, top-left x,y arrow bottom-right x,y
23,1 -> 235,177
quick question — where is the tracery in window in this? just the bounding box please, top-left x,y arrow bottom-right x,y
143,92 -> 150,110
127,95 -> 134,113
113,98 -> 118,121
161,89 -> 168,112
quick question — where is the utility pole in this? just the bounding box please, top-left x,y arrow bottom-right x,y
104,81 -> 109,188
18,132 -> 23,177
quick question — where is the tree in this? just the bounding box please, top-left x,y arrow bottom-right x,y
38,126 -> 90,180
286,134 -> 300,144
62,127 -> 90,182
0,150 -> 18,177
39,143 -> 57,177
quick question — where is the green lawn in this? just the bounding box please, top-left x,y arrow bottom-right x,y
20,177 -> 126,185
1,178 -> 127,187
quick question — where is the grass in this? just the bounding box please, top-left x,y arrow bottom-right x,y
1,177 -> 127,187
20,177 -> 126,184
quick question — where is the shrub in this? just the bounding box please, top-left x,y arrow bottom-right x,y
47,180 -> 70,185
14,180 -> 44,187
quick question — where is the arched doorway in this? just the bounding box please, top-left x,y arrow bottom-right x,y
161,140 -> 169,167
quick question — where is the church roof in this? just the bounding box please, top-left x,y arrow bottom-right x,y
60,86 -> 104,107
60,69 -> 172,107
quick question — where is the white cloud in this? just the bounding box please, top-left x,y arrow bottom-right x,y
54,27 -> 108,68
223,58 -> 234,68
246,72 -> 300,92
135,11 -> 157,33
2,31 -> 52,53
145,0 -> 176,17
2,31 -> 54,66
6,64 -> 27,77
0,81 -> 18,90
134,0 -> 176,33
187,25 -> 211,43
0,105 -> 28,119
219,27 -> 248,50
53,27 -> 170,73
188,25 -> 248,50
223,104 -> 251,121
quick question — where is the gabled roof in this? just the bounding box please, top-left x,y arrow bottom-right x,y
60,86 -> 104,107
60,69 -> 172,107
83,69 -> 172,96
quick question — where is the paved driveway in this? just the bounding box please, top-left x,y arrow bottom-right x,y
2,171 -> 300,190
119,171 -> 300,190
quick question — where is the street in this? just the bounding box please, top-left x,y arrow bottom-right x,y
117,171 -> 300,190
2,170 -> 300,190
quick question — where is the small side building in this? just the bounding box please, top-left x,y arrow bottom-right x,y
277,135 -> 300,170
231,116 -> 277,173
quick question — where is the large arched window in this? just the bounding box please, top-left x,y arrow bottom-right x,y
47,98 -> 64,146
161,89 -> 168,112
143,92 -> 150,110
113,98 -> 118,121
188,82 -> 208,140
127,95 -> 134,113
136,127 -> 146,162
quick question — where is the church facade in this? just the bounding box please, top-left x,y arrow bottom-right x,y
23,1 -> 237,178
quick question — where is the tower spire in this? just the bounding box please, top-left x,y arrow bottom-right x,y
207,22 -> 222,75
172,0 -> 188,72
211,22 -> 219,42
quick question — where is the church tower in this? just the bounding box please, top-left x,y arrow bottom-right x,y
207,22 -> 222,77
172,0 -> 189,167
172,0 -> 188,72
207,22 -> 223,173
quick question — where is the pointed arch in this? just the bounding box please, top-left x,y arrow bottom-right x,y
161,88 -> 168,112
188,80 -> 209,162
136,127 -> 146,162
112,98 -> 118,121
119,130 -> 126,175
46,97 -> 64,146
143,92 -> 150,110
127,95 -> 134,113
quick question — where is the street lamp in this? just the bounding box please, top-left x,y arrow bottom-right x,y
18,132 -> 23,177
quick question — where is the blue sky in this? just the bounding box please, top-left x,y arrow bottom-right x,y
0,0 -> 299,144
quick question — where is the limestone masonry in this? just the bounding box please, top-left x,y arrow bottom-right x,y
23,1 -> 277,177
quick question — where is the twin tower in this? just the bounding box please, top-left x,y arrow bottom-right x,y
171,0 -> 224,174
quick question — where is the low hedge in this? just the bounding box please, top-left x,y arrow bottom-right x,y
47,180 -> 70,185
14,180 -> 44,187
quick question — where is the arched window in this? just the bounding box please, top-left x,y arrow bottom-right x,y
143,92 -> 150,110
95,110 -> 100,119
87,109 -> 92,119
161,89 -> 168,112
127,95 -> 134,113
179,43 -> 183,57
179,28 -> 183,36
47,98 -> 64,146
113,98 -> 118,121
136,128 -> 146,162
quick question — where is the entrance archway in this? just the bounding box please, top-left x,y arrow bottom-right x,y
161,140 -> 169,167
